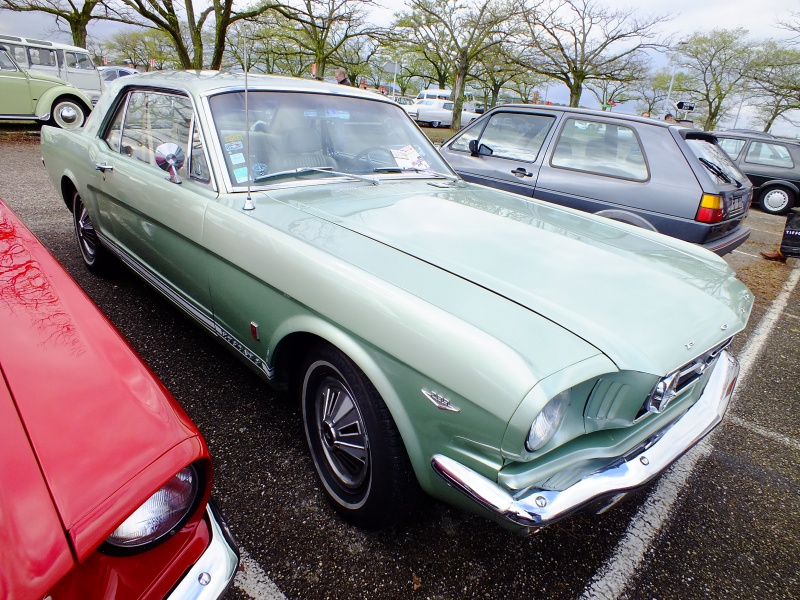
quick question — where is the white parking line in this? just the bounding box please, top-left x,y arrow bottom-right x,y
234,548 -> 287,599
580,263 -> 800,600
727,415 -> 800,451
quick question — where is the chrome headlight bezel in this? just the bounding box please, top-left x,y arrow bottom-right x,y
525,391 -> 571,452
100,463 -> 204,556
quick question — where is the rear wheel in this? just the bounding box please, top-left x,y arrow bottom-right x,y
429,120 -> 441,128
52,98 -> 88,130
73,191 -> 114,275
300,343 -> 416,527
759,185 -> 794,215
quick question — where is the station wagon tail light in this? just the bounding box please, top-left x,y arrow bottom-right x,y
102,465 -> 200,553
696,194 -> 725,223
526,392 -> 570,452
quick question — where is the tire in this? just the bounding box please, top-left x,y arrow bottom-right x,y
73,191 -> 114,275
429,120 -> 441,128
52,98 -> 88,130
300,343 -> 416,527
759,185 -> 795,215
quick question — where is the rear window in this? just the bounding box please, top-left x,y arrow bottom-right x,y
685,138 -> 747,185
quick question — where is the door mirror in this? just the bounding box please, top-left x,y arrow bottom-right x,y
468,139 -> 493,157
155,143 -> 185,184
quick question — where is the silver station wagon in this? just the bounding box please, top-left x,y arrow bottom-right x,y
41,71 -> 754,533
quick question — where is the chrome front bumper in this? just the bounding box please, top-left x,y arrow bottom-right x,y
167,500 -> 240,599
432,350 -> 739,533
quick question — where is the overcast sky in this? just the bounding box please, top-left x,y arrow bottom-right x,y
2,0 -> 798,131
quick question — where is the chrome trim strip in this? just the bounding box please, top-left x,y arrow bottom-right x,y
166,502 -> 239,600
432,350 -> 739,532
97,232 -> 274,380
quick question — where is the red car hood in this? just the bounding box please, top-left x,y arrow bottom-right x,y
0,201 -> 202,562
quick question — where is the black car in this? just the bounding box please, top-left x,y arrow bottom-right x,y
439,105 -> 752,256
713,130 -> 800,215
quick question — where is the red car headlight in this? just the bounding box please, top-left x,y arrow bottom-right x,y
102,464 -> 201,553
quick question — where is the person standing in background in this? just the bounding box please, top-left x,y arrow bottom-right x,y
335,68 -> 351,85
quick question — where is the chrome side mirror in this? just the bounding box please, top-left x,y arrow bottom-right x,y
155,143 -> 185,184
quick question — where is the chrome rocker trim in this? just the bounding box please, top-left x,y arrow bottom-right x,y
167,500 -> 240,599
432,350 -> 739,533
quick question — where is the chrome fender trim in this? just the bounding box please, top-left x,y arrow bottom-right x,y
432,350 -> 739,531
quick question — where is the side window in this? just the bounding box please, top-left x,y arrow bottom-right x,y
745,141 -> 794,168
28,47 -> 57,67
106,90 -> 208,184
465,112 -> 555,162
551,118 -> 648,181
65,52 -> 78,68
717,137 -> 746,160
0,51 -> 17,71
75,52 -> 94,70
9,45 -> 26,66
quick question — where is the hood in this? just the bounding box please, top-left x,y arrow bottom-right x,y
264,180 -> 753,375
0,202 -> 201,560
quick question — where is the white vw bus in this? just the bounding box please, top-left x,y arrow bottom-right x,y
0,35 -> 102,105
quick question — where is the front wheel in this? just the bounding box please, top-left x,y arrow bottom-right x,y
300,343 -> 416,528
429,120 -> 441,128
73,191 -> 114,275
52,98 -> 88,130
759,185 -> 794,215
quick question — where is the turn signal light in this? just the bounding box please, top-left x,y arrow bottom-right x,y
696,194 -> 724,223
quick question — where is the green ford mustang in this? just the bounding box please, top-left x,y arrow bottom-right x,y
41,71 -> 754,533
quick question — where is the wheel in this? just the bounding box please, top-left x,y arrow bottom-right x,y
301,343 -> 416,527
73,191 -> 114,275
759,185 -> 794,215
429,120 -> 441,128
52,98 -> 87,130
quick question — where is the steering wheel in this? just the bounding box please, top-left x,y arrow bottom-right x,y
353,146 -> 396,167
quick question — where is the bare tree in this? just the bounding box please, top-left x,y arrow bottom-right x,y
393,0 -> 522,130
746,40 -> 800,132
0,0 -> 136,47
677,29 -> 756,130
517,0 -> 669,107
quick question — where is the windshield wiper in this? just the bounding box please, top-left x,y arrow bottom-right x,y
254,166 -> 380,185
698,157 -> 742,188
373,167 -> 460,182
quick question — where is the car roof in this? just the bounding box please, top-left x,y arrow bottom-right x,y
108,70 -> 399,105
711,130 -> 800,145
485,104 -> 672,127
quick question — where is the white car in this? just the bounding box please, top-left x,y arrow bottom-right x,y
414,99 -> 480,128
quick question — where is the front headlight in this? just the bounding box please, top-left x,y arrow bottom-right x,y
102,464 -> 200,553
526,392 -> 570,451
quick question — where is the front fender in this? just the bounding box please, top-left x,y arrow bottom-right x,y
35,87 -> 92,120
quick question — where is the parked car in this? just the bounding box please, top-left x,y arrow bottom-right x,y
439,105 -> 753,256
0,46 -> 93,129
98,65 -> 140,83
712,130 -> 800,215
0,198 -> 238,598
41,71 -> 753,533
414,98 -> 480,128
0,35 -> 103,105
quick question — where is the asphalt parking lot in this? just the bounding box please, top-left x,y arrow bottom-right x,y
1,130 -> 798,599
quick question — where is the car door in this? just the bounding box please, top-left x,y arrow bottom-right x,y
91,89 -> 216,322
0,50 -> 34,115
443,109 -> 557,196
737,138 -> 797,189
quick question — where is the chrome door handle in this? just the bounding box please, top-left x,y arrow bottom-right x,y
95,162 -> 114,172
511,167 -> 532,178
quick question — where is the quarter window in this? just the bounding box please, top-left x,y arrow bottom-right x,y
744,141 -> 794,169
551,118 -> 648,181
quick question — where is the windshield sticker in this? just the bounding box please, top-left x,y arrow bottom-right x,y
225,140 -> 244,152
230,153 -> 246,165
233,166 -> 249,183
251,163 -> 269,179
391,145 -> 431,171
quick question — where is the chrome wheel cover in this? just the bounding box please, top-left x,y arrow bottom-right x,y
53,100 -> 85,129
76,202 -> 97,262
313,375 -> 369,489
763,188 -> 790,213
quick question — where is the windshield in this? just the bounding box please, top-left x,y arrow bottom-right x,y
685,138 -> 747,185
208,90 -> 453,188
